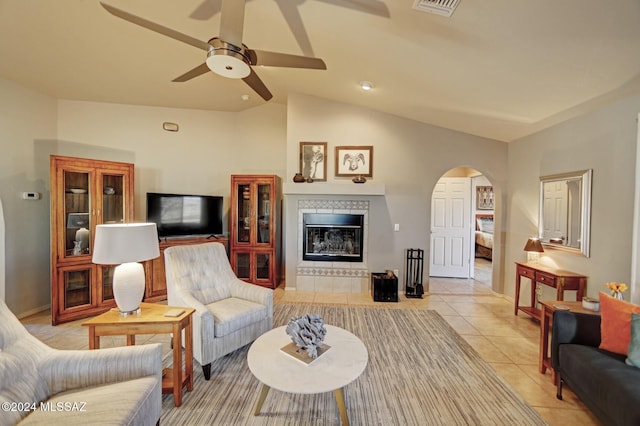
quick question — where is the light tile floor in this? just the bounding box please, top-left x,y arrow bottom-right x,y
21,265 -> 600,425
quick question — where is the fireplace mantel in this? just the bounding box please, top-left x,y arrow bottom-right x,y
283,182 -> 385,196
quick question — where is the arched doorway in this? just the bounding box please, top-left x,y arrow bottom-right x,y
429,167 -> 494,292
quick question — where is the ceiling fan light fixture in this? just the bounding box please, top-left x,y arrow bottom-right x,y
360,81 -> 374,91
206,39 -> 251,79
99,3 -> 324,103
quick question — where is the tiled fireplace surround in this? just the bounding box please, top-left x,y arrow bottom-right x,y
295,199 -> 370,293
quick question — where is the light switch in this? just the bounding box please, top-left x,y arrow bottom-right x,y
22,192 -> 40,200
394,223 -> 400,231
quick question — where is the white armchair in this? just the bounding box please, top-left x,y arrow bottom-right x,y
0,300 -> 162,425
164,242 -> 273,380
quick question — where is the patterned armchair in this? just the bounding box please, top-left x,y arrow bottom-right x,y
0,300 -> 162,425
164,242 -> 273,380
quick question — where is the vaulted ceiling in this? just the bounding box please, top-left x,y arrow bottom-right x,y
1,0 -> 639,142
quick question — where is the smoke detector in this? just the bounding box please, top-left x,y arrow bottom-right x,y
412,0 -> 460,17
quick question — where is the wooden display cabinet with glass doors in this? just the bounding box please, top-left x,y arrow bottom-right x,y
229,175 -> 280,289
50,155 -> 134,325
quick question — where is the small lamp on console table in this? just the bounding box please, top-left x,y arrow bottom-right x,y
92,223 -> 160,315
524,237 -> 544,264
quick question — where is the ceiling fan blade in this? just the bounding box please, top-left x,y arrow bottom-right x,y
189,0 -> 221,20
274,0 -> 314,57
172,63 -> 211,82
219,0 -> 245,47
249,50 -> 326,70
100,2 -> 210,51
316,0 -> 390,17
242,69 -> 273,101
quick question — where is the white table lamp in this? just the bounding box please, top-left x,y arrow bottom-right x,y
92,223 -> 159,315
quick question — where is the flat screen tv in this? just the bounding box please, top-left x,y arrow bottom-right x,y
146,192 -> 223,238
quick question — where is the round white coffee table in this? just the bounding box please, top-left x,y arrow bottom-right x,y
247,325 -> 368,425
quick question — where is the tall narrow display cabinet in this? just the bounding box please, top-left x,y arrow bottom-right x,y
50,155 -> 134,325
229,174 -> 280,289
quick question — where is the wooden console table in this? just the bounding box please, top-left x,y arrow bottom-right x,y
538,300 -> 600,384
514,262 -> 587,321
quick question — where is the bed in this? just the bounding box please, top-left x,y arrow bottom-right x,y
475,214 -> 494,260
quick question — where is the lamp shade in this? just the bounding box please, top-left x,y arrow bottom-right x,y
523,237 -> 544,253
92,223 -> 159,265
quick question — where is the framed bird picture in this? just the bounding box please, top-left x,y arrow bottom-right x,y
335,146 -> 373,177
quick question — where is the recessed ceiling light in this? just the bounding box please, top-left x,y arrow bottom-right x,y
241,94 -> 250,101
359,81 -> 374,91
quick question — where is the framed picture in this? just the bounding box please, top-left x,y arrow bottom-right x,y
335,146 -> 373,177
299,142 -> 327,182
476,186 -> 494,210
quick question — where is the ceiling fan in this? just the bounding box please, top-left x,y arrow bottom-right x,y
189,0 -> 390,57
100,1 -> 327,101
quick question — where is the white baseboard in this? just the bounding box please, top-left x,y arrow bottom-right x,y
16,304 -> 50,319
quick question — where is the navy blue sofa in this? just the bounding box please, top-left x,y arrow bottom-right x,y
552,310 -> 640,425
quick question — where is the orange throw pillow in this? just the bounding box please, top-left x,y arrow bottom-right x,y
599,292 -> 640,355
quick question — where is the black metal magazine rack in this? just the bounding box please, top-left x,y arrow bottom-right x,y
371,272 -> 398,302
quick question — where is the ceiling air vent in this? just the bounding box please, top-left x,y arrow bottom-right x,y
412,0 -> 460,17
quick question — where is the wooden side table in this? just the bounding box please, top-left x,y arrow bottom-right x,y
514,262 -> 587,321
82,302 -> 195,406
538,300 -> 600,384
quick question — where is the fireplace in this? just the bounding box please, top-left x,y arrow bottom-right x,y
303,213 -> 364,262
295,200 -> 369,293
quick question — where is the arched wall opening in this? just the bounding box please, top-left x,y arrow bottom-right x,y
428,166 -> 503,294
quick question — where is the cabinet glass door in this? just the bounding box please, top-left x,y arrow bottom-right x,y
101,266 -> 115,302
63,268 -> 92,309
256,184 -> 271,244
234,252 -> 251,279
236,183 -> 251,243
101,173 -> 125,224
64,171 -> 91,257
256,253 -> 270,280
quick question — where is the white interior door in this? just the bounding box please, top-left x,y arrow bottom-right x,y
542,181 -> 568,243
430,178 -> 472,278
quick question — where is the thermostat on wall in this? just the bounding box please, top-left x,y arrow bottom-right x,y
22,192 -> 40,200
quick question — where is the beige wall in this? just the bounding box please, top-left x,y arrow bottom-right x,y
0,77 -> 287,315
284,94 -> 509,292
57,100 -> 287,223
0,198 -> 4,301
3,72 -> 640,316
506,92 -> 640,304
0,79 -> 57,315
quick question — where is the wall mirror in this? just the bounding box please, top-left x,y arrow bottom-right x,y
539,169 -> 592,257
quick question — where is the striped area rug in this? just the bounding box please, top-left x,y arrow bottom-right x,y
161,304 -> 546,425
